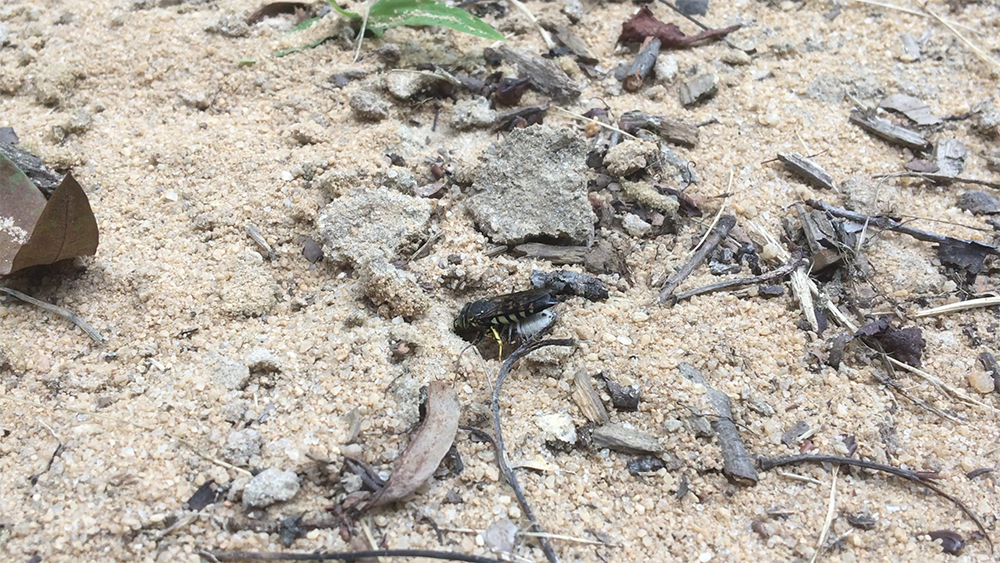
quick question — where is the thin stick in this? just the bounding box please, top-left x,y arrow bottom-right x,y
922,2 -> 1000,72
658,0 -> 754,54
886,356 -> 999,414
806,199 -> 1000,257
1,395 -> 252,476
352,3 -> 371,63
246,223 -> 276,261
201,549 -> 507,563
759,454 -> 992,552
492,338 -> 577,563
873,171 -> 1000,190
0,286 -> 106,343
778,471 -> 824,486
553,107 -> 637,140
850,0 -> 981,35
915,296 -> 1000,318
809,466 -> 839,563
679,363 -> 758,484
659,215 -> 737,304
690,170 -> 731,255
506,0 -> 554,50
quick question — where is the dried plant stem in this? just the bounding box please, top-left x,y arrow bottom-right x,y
921,2 -> 1000,72
553,107 -> 637,140
506,0 -> 554,49
809,466 -> 839,563
492,338 -> 577,563
0,286 -> 106,343
850,0 -> 981,35
915,296 -> 1000,318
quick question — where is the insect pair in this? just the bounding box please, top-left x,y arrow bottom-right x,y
454,289 -> 559,359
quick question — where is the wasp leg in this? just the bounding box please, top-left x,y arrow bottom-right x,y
490,326 -> 504,360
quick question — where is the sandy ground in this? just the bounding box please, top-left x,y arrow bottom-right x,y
2,0 -> 1000,561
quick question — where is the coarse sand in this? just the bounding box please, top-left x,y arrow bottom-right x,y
2,0 -> 1000,561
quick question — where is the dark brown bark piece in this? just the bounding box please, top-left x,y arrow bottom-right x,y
618,110 -> 699,148
496,45 -> 581,102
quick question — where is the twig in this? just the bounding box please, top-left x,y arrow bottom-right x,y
678,364 -> 758,484
806,199 -> 1000,256
873,171 -> 1000,190
922,2 -> 1000,73
506,0 -> 554,50
658,0 -> 754,54
553,107 -> 637,140
1,395 -> 252,476
492,338 -> 577,563
352,3 -> 371,63
671,259 -> 805,302
778,471 -> 824,486
200,549 -> 507,562
659,215 -> 737,303
867,364 -> 966,424
885,355 -> 999,414
622,37 -> 661,92
809,466 -> 839,563
758,454 -> 992,552
915,296 -> 1000,318
0,287 -> 106,343
246,223 -> 276,261
28,420 -> 65,486
690,175 -> 730,256
849,0 -> 982,35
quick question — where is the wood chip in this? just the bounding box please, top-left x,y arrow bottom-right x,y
879,93 -> 942,126
777,152 -> 835,190
849,109 -> 930,151
590,423 -> 663,455
573,371 -> 609,424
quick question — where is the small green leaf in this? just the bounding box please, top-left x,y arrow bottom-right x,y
293,16 -> 321,30
329,0 -> 504,41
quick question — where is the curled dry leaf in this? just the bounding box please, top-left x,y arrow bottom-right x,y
364,380 -> 459,510
618,7 -> 741,47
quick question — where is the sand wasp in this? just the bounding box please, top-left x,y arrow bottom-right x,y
454,289 -> 559,358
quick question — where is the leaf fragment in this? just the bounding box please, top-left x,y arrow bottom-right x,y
364,380 -> 459,509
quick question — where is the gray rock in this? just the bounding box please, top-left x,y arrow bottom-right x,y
34,63 -> 82,107
467,126 -> 594,244
686,415 -> 714,438
223,428 -> 262,466
357,255 -> 430,318
603,139 -> 658,177
383,72 -> 442,100
450,98 -> 496,130
483,519 -> 518,553
958,190 -> 1000,215
380,167 -> 418,194
934,138 -> 967,177
974,102 -> 999,137
206,14 -> 249,37
242,468 -> 300,508
679,74 -> 717,107
654,56 -> 678,84
0,23 -> 11,47
349,90 -> 390,121
211,354 -> 252,390
622,213 -> 652,237
536,412 -> 577,449
317,187 -> 432,266
316,166 -> 370,198
562,0 -> 584,23
676,0 -> 708,16
246,347 -> 281,373
591,423 -> 663,454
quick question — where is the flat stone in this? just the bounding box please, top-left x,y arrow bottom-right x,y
679,74 -> 717,107
591,423 -> 663,455
958,190 -> 1000,215
242,468 -> 300,508
467,126 -> 594,244
317,187 -> 432,266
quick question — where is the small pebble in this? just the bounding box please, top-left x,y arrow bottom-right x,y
968,369 -> 995,394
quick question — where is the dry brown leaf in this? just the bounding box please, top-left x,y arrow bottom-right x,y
0,152 -> 47,275
618,7 -> 741,47
9,171 -> 99,274
365,380 -> 459,510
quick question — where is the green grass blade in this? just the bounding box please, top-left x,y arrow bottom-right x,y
367,0 -> 504,40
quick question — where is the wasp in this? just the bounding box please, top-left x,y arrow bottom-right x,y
454,289 -> 559,358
